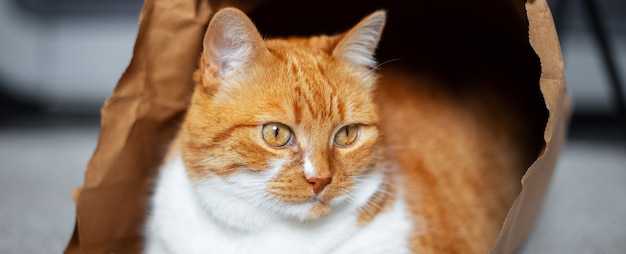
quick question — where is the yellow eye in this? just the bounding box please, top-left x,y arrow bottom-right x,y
334,124 -> 359,146
262,123 -> 292,147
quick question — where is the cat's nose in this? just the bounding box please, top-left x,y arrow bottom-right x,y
306,177 -> 332,194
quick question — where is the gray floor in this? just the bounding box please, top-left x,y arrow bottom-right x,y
0,125 -> 95,253
0,122 -> 624,253
519,140 -> 626,253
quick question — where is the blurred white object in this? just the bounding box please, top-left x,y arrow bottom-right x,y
0,0 -> 139,113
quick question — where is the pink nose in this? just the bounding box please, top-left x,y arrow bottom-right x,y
306,177 -> 332,194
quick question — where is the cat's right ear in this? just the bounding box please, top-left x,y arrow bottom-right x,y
202,8 -> 268,80
333,10 -> 386,68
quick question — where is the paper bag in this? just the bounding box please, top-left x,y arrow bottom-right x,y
65,0 -> 569,253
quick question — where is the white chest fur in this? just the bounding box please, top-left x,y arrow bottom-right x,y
145,157 -> 413,254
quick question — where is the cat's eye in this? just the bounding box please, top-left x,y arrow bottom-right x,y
334,124 -> 359,146
262,123 -> 292,147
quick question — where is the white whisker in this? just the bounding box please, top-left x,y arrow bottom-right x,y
367,58 -> 402,76
192,156 -> 215,167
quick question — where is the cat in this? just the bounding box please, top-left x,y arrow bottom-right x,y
145,7 -> 526,254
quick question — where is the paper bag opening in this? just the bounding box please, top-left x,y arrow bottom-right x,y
65,0 -> 568,253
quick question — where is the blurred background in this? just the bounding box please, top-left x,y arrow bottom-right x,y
0,0 -> 624,253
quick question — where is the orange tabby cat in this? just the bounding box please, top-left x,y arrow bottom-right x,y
145,7 -> 526,254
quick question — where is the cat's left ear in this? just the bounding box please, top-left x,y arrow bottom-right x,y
333,10 -> 386,68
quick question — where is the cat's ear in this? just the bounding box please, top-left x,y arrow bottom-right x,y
202,8 -> 268,79
333,11 -> 386,68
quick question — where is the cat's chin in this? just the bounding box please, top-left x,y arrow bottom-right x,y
271,199 -> 328,222
270,195 -> 356,223
304,203 -> 331,220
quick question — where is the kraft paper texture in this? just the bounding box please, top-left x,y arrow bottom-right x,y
65,0 -> 569,253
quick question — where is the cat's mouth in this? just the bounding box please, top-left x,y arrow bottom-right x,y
307,196 -> 327,205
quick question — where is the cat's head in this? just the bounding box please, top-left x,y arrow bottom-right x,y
181,8 -> 386,225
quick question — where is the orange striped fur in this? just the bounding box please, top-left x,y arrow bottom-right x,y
151,7 -> 527,253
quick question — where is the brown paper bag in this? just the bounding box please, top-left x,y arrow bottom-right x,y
65,0 -> 569,253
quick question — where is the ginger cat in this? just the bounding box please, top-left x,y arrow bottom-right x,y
145,7 -> 526,254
